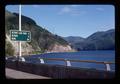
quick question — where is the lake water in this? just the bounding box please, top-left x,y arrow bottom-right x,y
24,50 -> 115,71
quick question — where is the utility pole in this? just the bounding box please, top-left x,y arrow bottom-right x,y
10,5 -> 30,62
19,5 -> 22,60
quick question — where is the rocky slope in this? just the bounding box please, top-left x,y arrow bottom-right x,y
5,10 -> 74,56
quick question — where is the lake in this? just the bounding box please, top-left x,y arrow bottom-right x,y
24,50 -> 115,71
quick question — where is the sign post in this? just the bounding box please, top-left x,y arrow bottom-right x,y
10,5 -> 31,61
19,5 -> 21,58
10,30 -> 31,61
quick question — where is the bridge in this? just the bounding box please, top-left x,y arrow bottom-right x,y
6,56 -> 115,79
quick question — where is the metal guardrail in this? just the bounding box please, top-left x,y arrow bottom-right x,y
6,56 -> 115,71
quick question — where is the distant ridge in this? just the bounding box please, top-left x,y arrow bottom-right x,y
64,29 -> 115,51
63,36 -> 85,44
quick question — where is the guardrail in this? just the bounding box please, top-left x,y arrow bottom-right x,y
6,56 -> 115,71
38,58 -> 114,71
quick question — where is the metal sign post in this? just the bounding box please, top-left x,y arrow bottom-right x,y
10,5 -> 31,61
10,30 -> 31,61
19,5 -> 21,59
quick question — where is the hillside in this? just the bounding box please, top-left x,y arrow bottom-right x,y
64,29 -> 115,51
63,36 -> 85,44
5,10 -> 74,56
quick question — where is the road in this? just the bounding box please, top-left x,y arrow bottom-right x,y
6,68 -> 51,79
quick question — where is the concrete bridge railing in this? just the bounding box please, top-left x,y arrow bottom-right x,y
6,57 -> 115,79
6,56 -> 114,72
38,58 -> 114,71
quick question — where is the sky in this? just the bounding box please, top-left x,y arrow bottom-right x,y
6,5 -> 115,38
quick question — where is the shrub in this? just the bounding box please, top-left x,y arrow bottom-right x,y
5,41 -> 15,56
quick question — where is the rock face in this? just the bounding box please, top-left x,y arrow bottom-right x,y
47,44 -> 74,53
5,10 -> 74,56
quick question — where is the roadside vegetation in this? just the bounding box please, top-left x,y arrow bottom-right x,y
5,41 -> 15,56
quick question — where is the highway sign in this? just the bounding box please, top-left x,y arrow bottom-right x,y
10,30 -> 31,42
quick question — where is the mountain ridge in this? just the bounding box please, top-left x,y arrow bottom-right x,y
64,29 -> 115,51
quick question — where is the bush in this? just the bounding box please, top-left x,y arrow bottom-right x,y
5,41 -> 15,56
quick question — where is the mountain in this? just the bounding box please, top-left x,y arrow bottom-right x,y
63,29 -> 115,51
63,36 -> 85,44
5,10 -> 74,56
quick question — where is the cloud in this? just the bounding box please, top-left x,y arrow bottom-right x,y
33,5 -> 39,8
58,6 -> 87,16
71,5 -> 79,7
96,8 -> 104,11
72,11 -> 87,16
58,6 -> 71,15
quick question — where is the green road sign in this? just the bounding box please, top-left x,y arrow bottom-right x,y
10,30 -> 31,42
